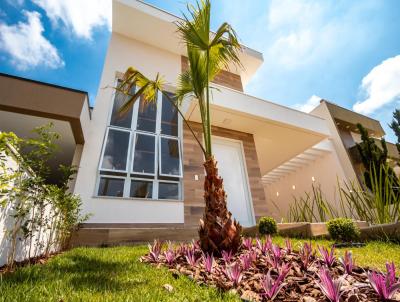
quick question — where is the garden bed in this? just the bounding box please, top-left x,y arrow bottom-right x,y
142,237 -> 400,302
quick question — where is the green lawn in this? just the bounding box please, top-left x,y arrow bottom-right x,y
1,237 -> 400,302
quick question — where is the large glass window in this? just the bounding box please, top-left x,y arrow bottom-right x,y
98,177 -> 124,197
100,129 -> 130,171
130,180 -> 153,198
110,83 -> 134,128
159,137 -> 181,176
136,96 -> 157,133
132,133 -> 156,174
98,82 -> 182,200
161,93 -> 178,136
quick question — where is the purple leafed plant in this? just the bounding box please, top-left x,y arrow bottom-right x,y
148,239 -> 163,262
185,247 -> 199,266
386,261 -> 397,285
265,235 -> 273,251
202,253 -> 214,273
256,237 -> 269,254
285,238 -> 292,254
191,239 -> 201,251
176,243 -> 187,255
339,250 -> 354,274
164,249 -> 176,265
319,245 -> 336,268
224,262 -> 243,286
317,268 -> 344,302
300,242 -> 313,270
368,262 -> 400,301
261,263 -> 291,301
242,237 -> 253,250
222,250 -> 233,264
269,244 -> 282,269
240,253 -> 253,270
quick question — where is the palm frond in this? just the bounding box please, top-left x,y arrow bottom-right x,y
117,67 -> 165,116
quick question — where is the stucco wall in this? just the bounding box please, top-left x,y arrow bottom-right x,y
73,33 -> 185,224
263,140 -> 348,221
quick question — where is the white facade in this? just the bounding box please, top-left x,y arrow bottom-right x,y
73,0 -> 358,226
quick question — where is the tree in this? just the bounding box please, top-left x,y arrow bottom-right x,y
117,0 -> 242,254
355,123 -> 399,193
389,109 -> 400,157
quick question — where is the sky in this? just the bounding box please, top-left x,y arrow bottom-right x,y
0,0 -> 399,141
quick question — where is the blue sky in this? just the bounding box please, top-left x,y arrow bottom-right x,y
0,0 -> 399,141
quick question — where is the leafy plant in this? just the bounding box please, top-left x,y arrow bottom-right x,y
389,109 -> 400,156
288,184 -> 338,222
240,253 -> 253,270
268,244 -> 282,269
224,262 -> 243,286
242,237 -> 253,250
368,262 -> 400,301
317,268 -> 344,302
318,245 -> 336,268
0,125 -> 88,268
327,218 -> 360,242
258,217 -> 277,235
338,164 -> 400,225
300,242 -> 313,271
285,238 -> 292,254
148,239 -> 162,262
339,250 -> 354,275
261,263 -> 290,301
256,237 -> 269,254
185,247 -> 199,266
221,250 -> 233,263
202,253 -> 214,273
164,249 -> 176,265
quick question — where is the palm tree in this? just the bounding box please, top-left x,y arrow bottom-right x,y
117,0 -> 243,254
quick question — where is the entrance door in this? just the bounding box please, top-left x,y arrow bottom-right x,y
212,137 -> 255,226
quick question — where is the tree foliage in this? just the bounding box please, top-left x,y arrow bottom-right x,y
389,109 -> 400,157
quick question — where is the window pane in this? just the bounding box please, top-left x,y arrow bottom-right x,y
161,93 -> 178,136
98,177 -> 124,197
110,83 -> 135,128
136,96 -> 157,133
160,137 -> 181,176
132,134 -> 155,174
101,129 -> 130,171
158,182 -> 179,200
130,180 -> 153,198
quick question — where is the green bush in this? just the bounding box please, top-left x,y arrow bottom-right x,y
327,218 -> 360,242
258,217 -> 277,235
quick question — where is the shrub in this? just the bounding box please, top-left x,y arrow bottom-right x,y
258,217 -> 278,235
327,218 -> 360,242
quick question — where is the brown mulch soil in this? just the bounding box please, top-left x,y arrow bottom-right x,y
0,253 -> 58,274
141,240 -> 400,302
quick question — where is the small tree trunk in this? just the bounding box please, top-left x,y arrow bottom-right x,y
199,156 -> 242,255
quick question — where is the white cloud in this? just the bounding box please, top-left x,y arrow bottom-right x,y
0,10 -> 64,70
33,0 -> 111,39
353,55 -> 400,115
293,95 -> 322,112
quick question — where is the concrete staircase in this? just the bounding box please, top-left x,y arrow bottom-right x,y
70,226 -> 198,247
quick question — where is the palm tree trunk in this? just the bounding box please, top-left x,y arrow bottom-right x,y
198,156 -> 242,255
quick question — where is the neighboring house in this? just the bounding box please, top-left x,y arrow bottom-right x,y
0,0 -> 397,246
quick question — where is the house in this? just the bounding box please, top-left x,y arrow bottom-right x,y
0,0 -> 397,246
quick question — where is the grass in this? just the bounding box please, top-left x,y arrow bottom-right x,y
1,237 -> 400,302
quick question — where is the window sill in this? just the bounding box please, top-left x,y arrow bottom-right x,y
92,195 -> 184,203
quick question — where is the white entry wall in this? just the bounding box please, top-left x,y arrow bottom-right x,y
212,136 -> 255,227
